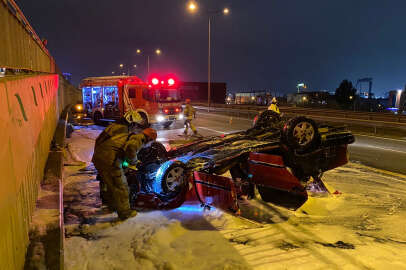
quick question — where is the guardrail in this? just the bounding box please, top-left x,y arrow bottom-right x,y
193,103 -> 406,124
194,105 -> 406,134
0,0 -> 58,73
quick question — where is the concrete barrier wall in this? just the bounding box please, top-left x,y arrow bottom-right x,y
0,74 -> 59,270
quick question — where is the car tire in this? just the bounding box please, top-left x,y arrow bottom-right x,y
137,142 -> 168,166
282,116 -> 320,151
157,161 -> 188,198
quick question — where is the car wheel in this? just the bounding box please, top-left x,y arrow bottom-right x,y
157,161 -> 188,197
282,116 -> 319,151
137,142 -> 168,166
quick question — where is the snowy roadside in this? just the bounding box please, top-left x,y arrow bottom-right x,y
64,126 -> 406,270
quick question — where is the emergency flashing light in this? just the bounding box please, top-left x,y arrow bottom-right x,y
168,78 -> 175,86
151,78 -> 159,85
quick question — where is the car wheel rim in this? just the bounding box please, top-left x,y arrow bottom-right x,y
165,167 -> 185,192
292,122 -> 314,146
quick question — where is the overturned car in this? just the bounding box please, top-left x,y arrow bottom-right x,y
125,110 -> 355,212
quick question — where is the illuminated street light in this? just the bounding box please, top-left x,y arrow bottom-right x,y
119,64 -> 124,68
136,48 -> 162,73
133,64 -> 137,68
112,71 -> 115,75
188,1 -> 197,12
349,95 -> 353,100
302,96 -> 308,101
187,4 -> 230,111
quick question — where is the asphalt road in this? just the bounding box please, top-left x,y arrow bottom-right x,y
164,112 -> 406,175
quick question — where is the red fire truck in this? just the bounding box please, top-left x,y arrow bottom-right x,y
80,75 -> 184,127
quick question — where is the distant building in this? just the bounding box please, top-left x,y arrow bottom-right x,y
179,82 -> 226,104
287,91 -> 331,105
233,91 -> 276,105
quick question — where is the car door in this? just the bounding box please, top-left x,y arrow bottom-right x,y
193,171 -> 239,213
248,152 -> 308,209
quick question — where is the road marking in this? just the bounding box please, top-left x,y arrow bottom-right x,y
354,133 -> 406,143
197,112 -> 253,121
350,143 -> 406,154
197,126 -> 242,134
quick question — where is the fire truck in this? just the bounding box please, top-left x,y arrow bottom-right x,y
80,75 -> 184,127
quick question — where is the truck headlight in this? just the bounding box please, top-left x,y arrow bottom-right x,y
156,115 -> 165,122
179,114 -> 184,120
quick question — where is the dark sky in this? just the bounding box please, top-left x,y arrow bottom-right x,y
17,0 -> 406,95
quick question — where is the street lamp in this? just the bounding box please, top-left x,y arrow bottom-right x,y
136,48 -> 162,73
187,2 -> 230,111
117,64 -> 138,76
188,1 -> 197,12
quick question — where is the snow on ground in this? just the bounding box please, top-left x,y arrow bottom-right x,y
64,126 -> 406,270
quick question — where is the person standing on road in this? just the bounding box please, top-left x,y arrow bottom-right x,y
92,110 -> 157,220
268,97 -> 280,114
183,99 -> 198,135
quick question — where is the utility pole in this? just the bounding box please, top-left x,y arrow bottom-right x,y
208,16 -> 211,112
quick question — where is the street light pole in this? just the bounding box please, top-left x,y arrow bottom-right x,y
208,16 -> 211,111
187,3 -> 229,112
147,55 -> 150,74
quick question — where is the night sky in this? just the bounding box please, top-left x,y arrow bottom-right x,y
17,0 -> 406,96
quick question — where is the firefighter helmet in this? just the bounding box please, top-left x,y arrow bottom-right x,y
124,110 -> 143,125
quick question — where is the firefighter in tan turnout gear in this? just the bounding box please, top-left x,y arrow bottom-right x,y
268,97 -> 280,114
92,111 -> 157,220
183,99 -> 198,135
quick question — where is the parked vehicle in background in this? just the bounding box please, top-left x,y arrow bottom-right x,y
80,75 -> 184,127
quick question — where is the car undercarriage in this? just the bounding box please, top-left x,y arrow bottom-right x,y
123,111 -> 355,212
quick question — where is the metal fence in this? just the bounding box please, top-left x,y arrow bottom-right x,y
0,0 -> 58,73
194,104 -> 406,136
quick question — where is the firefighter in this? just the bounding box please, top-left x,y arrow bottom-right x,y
268,97 -> 280,114
92,111 -> 157,220
183,99 -> 198,135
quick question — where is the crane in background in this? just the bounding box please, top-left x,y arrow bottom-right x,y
356,78 -> 373,111
356,78 -> 373,99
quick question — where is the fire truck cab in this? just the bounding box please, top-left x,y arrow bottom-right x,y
80,75 -> 184,127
